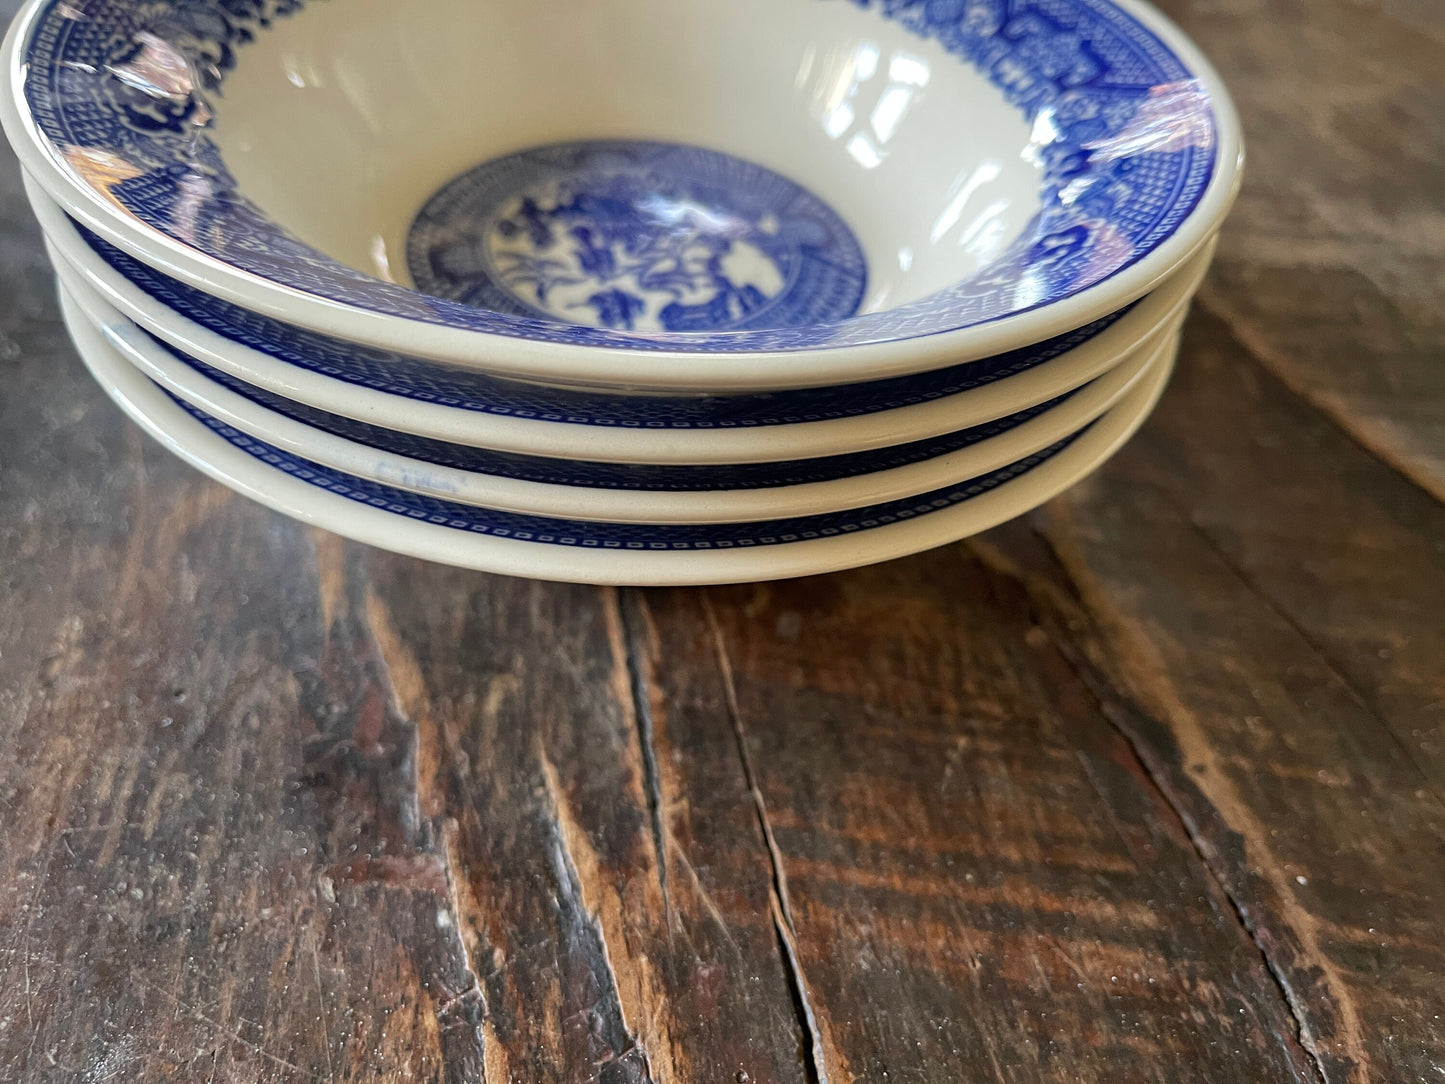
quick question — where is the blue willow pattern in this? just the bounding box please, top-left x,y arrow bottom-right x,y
406,142 -> 867,333
143,321 -> 1078,492
166,382 -> 1089,549
81,221 -> 1135,428
25,0 -> 1215,351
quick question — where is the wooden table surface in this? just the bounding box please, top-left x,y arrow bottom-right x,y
2,1 -> 1443,1081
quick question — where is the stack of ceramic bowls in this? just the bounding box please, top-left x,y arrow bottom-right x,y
2,0 -> 1241,585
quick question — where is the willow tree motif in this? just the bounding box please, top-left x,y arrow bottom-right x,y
486,172 -> 791,331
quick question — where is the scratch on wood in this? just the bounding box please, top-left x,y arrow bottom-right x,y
132,974 -> 323,1080
667,838 -> 740,951
92,749 -> 142,869
308,933 -> 336,1084
20,839 -> 55,1072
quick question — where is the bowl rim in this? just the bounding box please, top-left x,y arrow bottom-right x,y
65,289 -> 1178,584
60,267 -> 1174,523
4,0 -> 1242,391
39,176 -> 1215,464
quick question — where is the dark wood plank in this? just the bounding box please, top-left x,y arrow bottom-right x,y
984,306 -> 1445,1082
0,349 -> 809,1081
1060,307 -> 1445,794
355,559 -> 811,1084
1155,0 -> 1445,498
620,306 -> 1445,1083
0,392 -> 471,1077
639,562 -> 1320,1084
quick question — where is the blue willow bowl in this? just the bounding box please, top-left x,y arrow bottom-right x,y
4,0 -> 1240,389
75,219 -> 1143,436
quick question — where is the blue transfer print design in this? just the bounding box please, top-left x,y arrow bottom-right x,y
25,0 -> 1215,351
143,322 -> 1080,491
159,379 -> 1091,549
406,142 -> 867,332
80,222 -> 1137,429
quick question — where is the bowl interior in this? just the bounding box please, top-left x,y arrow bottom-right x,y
18,0 -> 1223,352
210,0 -> 1043,332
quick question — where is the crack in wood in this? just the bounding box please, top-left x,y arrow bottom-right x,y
967,533 -> 1333,1084
700,593 -> 830,1084
1070,658 -> 1331,1084
615,588 -> 672,917
771,900 -> 831,1084
538,751 -> 656,1084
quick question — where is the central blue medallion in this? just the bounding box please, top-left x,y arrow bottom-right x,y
405,141 -> 868,333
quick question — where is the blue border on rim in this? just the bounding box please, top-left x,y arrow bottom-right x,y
81,220 -> 1136,427
143,320 -> 1084,491
163,382 -> 1090,548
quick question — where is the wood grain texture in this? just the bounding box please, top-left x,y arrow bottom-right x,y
1011,306 -> 1445,1082
2,0 -> 1444,1080
1155,0 -> 1445,499
639,572 -> 1319,1083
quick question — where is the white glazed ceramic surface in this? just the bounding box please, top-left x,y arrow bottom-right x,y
214,0 -> 1044,312
61,268 -> 1177,524
3,0 -> 1241,391
60,287 -> 1178,585
37,179 -> 1214,464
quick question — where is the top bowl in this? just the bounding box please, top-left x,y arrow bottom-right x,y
2,0 -> 1241,391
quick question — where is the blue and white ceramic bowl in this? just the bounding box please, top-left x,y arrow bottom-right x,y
38,179 -> 1212,464
3,0 -> 1241,392
61,271 -> 1176,523
62,289 -> 1179,585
